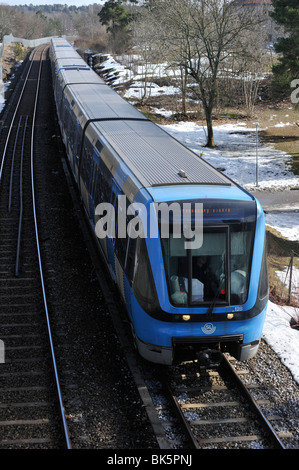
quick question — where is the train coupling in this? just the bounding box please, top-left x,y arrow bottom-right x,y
196,349 -> 223,368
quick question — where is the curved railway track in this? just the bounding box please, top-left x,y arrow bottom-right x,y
0,46 -> 70,449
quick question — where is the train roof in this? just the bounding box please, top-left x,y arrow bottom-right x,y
55,58 -> 89,71
92,119 -> 231,188
65,82 -> 147,122
58,68 -> 105,88
51,37 -> 72,46
53,49 -> 82,60
51,39 -> 238,191
61,80 -> 233,188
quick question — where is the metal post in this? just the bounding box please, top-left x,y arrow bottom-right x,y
254,122 -> 259,187
288,252 -> 294,304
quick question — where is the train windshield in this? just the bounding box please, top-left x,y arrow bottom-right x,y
159,199 -> 256,307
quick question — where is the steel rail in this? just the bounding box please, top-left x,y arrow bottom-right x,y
8,115 -> 23,213
220,355 -> 286,449
158,368 -> 200,449
15,115 -> 28,277
0,49 -> 36,185
30,46 -> 72,450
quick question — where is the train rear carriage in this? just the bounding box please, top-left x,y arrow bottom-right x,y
49,37 -> 77,73
50,39 -> 268,366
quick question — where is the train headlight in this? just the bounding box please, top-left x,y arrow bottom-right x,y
227,313 -> 234,320
182,315 -> 191,321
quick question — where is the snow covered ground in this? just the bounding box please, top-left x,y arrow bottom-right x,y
0,83 -> 6,114
160,121 -> 299,191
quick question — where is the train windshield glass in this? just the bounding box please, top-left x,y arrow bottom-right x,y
159,199 -> 256,307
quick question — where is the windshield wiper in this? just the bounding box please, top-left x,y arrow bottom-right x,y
207,274 -> 225,316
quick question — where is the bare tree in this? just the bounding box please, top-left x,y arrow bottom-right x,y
131,8 -> 166,102
0,5 -> 17,40
156,0 -> 268,147
131,5 -> 190,113
238,32 -> 272,117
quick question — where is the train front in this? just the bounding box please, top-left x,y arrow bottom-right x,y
130,186 -> 268,366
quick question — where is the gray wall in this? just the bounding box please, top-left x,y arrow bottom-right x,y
0,34 -> 75,82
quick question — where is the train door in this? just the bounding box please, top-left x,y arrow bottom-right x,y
87,149 -> 99,225
73,119 -> 81,180
106,181 -> 121,276
121,225 -> 137,320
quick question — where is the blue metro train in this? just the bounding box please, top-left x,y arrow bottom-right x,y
50,38 -> 268,366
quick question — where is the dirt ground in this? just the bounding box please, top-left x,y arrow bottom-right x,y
1,44 -> 22,80
243,104 -> 299,174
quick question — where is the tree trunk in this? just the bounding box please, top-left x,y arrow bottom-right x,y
180,67 -> 187,115
204,105 -> 215,148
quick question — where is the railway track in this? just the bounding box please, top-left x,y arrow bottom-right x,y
0,46 -> 70,449
0,43 -> 295,450
154,354 -> 294,449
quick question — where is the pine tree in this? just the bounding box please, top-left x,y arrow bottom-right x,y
270,0 -> 299,97
98,0 -> 132,38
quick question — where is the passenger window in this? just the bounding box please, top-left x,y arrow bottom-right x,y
258,237 -> 268,300
124,236 -> 136,282
230,228 -> 254,304
132,237 -> 159,314
96,159 -> 112,205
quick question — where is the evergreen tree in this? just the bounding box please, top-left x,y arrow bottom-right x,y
270,0 -> 299,97
98,0 -> 132,39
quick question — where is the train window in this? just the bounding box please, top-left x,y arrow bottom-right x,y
159,199 -> 256,307
88,152 -> 99,202
161,226 -> 255,307
96,159 -> 112,206
81,150 -> 88,183
73,120 -> 81,162
161,228 -> 228,306
132,237 -> 159,314
230,226 -> 254,305
69,111 -> 79,159
124,236 -> 136,282
258,236 -> 268,300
